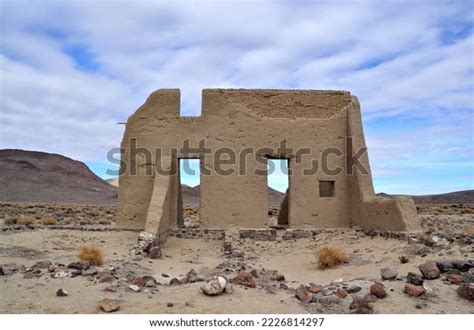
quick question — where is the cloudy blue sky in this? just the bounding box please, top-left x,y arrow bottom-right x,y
0,0 -> 472,194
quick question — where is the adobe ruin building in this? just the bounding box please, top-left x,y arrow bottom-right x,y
117,89 -> 420,243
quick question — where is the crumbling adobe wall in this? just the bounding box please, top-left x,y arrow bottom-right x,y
117,89 -> 420,241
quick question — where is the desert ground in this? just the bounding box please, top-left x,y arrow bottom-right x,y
0,202 -> 473,314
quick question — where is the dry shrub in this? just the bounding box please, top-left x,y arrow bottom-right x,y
78,245 -> 104,266
42,216 -> 57,225
315,245 -> 349,269
17,216 -> 35,225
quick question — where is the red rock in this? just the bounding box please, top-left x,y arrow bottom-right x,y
446,274 -> 463,285
270,274 -> 285,281
370,282 -> 387,298
336,288 -> 348,298
457,283 -> 474,301
295,285 -> 312,303
232,271 -> 256,288
404,283 -> 425,297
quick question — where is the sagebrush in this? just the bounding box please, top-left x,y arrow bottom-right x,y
315,245 -> 349,269
78,245 -> 104,266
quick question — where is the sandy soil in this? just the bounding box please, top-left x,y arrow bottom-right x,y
0,204 -> 473,314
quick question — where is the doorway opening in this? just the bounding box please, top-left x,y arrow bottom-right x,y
178,158 -> 201,228
266,158 -> 290,228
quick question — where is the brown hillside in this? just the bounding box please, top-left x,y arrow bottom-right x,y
0,149 -> 117,204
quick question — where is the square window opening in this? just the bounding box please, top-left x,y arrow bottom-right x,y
319,180 -> 335,197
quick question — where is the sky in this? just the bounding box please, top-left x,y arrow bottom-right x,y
0,0 -> 473,195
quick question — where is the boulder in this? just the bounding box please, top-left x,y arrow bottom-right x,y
404,283 -> 425,297
418,261 -> 440,279
370,282 -> 387,298
380,268 -> 397,280
149,246 -> 162,259
406,272 -> 424,286
201,276 -> 227,296
436,261 -> 454,273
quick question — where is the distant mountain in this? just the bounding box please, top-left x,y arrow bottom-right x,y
377,190 -> 474,205
0,149 -> 117,204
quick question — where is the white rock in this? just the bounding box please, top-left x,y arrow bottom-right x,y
53,271 -> 68,278
128,284 -> 141,292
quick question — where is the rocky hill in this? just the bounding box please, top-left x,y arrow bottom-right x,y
0,149 -> 117,204
377,190 -> 474,205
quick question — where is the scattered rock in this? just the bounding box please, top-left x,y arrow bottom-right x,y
270,274 -> 285,281
413,244 -> 430,255
347,286 -> 362,294
353,306 -> 374,314
224,283 -> 233,294
335,288 -> 348,298
223,242 -> 232,255
418,261 -> 440,279
169,278 -> 180,286
349,296 -> 373,314
380,268 -> 397,280
446,274 -> 463,285
96,271 -> 114,283
149,246 -> 162,259
453,260 -> 471,272
404,283 -> 425,297
406,272 -> 424,286
436,261 -> 454,273
201,276 -> 227,296
415,303 -> 423,309
185,269 -> 202,283
56,288 -> 68,297
279,283 -> 289,290
295,285 -> 312,303
52,271 -> 68,279
99,298 -> 120,313
232,272 -> 256,288
370,282 -> 387,298
308,283 -> 322,293
32,261 -> 51,269
68,261 -> 89,271
167,302 -> 174,308
128,284 -> 141,292
362,293 -> 378,303
457,283 -> 474,301
133,275 -> 157,288
82,268 -> 98,276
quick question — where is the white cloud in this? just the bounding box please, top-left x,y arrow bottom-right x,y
0,0 -> 472,193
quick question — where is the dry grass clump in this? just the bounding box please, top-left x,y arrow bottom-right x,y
315,245 -> 349,269
42,216 -> 57,225
17,215 -> 35,225
78,245 -> 104,266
